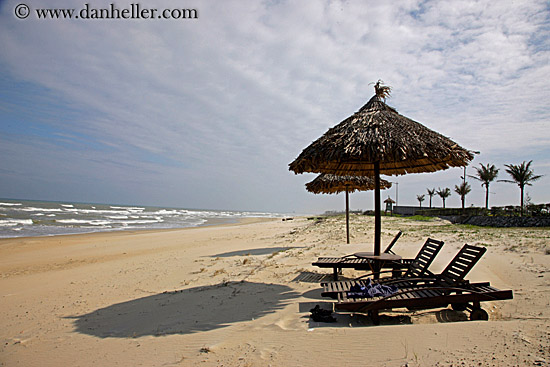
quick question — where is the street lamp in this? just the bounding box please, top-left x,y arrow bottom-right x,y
392,181 -> 399,207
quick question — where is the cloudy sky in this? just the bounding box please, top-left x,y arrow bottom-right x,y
1,0 -> 549,214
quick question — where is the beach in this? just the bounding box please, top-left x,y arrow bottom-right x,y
1,215 -> 549,366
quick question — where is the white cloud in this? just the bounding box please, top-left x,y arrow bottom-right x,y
0,0 -> 548,212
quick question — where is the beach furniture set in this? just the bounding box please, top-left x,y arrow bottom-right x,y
312,235 -> 513,325
312,231 -> 411,280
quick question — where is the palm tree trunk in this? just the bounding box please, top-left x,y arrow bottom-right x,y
520,185 -> 524,217
485,185 -> 489,209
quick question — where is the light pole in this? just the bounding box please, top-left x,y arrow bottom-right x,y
392,181 -> 399,207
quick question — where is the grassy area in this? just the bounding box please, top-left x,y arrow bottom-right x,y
405,215 -> 435,222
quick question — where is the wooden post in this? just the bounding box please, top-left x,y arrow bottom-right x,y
345,188 -> 350,244
374,161 -> 381,256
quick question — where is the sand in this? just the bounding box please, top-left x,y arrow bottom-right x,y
1,215 -> 549,366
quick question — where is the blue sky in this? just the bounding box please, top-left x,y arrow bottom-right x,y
1,0 -> 549,214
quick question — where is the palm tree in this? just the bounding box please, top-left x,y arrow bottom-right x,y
436,187 -> 451,208
417,194 -> 425,208
426,188 -> 436,208
469,163 -> 499,209
500,160 -> 543,216
454,182 -> 472,210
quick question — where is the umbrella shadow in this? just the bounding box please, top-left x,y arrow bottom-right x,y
210,247 -> 303,257
292,271 -> 334,283
67,281 -> 299,338
435,309 -> 469,323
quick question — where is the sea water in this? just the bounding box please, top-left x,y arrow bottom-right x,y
0,199 -> 284,238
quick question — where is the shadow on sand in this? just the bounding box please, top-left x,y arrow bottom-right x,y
68,281 -> 299,338
292,271 -> 335,284
209,246 -> 303,257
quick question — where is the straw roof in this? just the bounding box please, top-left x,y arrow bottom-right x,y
306,174 -> 391,194
289,93 -> 474,176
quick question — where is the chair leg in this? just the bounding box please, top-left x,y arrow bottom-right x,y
391,268 -> 402,278
369,310 -> 380,325
469,300 -> 488,321
470,308 -> 489,321
333,267 -> 339,281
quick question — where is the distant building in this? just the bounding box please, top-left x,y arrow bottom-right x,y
393,206 -> 421,216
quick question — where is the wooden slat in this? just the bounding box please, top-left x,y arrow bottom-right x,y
335,284 -> 513,316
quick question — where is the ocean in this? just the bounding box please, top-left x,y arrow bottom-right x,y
0,199 -> 285,238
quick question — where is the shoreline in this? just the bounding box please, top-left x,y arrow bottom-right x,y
0,215 -> 278,242
1,215 -> 549,366
0,198 -> 286,240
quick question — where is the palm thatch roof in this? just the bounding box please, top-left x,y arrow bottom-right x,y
384,197 -> 396,204
289,93 -> 474,176
305,174 -> 391,194
289,82 -> 475,254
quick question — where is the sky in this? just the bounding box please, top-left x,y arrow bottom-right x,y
0,0 -> 549,214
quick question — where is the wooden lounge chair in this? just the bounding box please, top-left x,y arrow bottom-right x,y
312,231 -> 407,280
335,281 -> 513,325
321,237 -> 444,298
332,244 -> 512,324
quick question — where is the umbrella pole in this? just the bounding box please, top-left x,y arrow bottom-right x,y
345,188 -> 350,244
374,161 -> 381,256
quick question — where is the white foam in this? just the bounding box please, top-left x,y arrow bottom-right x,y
57,219 -> 113,226
110,206 -> 145,212
21,207 -> 63,212
0,219 -> 33,226
154,209 -> 179,215
56,219 -> 88,224
123,219 -> 163,225
0,201 -> 282,238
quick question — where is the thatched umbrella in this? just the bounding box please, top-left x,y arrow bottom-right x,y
289,81 -> 474,255
305,174 -> 391,244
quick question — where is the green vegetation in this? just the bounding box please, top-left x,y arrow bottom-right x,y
500,160 -> 543,216
454,181 -> 472,210
436,187 -> 451,208
406,215 -> 435,222
417,194 -> 425,208
469,163 -> 499,209
426,188 -> 436,208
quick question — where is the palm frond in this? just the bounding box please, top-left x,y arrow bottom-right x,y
374,80 -> 392,99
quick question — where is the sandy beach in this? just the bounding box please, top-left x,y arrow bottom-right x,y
1,215 -> 549,366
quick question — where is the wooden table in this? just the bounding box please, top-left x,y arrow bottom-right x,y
353,252 -> 402,280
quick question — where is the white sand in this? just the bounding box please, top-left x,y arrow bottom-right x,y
1,215 -> 549,366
